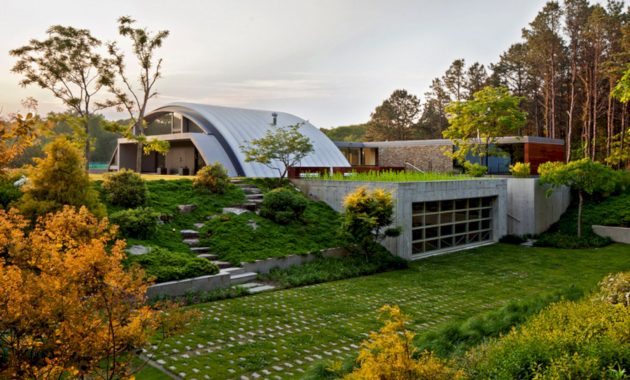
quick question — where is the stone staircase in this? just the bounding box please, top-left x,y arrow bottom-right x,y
177,181 -> 275,294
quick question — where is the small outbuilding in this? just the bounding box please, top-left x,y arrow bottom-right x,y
109,102 -> 350,177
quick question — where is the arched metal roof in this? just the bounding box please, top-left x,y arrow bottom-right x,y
146,102 -> 350,177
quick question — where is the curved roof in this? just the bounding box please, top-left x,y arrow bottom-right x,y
146,102 -> 350,177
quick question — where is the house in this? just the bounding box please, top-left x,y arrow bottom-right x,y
334,136 -> 565,174
108,102 -> 350,177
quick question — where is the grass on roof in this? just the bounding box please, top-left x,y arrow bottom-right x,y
312,170 -> 474,182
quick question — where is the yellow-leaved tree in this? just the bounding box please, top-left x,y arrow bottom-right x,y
0,206 -> 193,379
344,305 -> 463,380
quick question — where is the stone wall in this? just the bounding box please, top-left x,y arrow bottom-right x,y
378,145 -> 453,172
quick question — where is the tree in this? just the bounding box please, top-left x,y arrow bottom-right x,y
0,112 -> 43,177
99,16 -> 170,172
464,62 -> 489,99
344,305 -> 463,380
607,64 -> 630,166
17,136 -> 105,219
443,86 -> 527,167
443,59 -> 467,101
420,78 -> 450,138
241,122 -> 313,181
538,158 -> 618,237
340,187 -> 401,258
10,25 -> 110,170
0,206 -> 197,379
365,89 -> 421,141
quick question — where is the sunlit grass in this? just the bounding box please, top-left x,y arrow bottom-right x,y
89,173 -> 192,181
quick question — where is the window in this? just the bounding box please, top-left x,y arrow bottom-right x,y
411,196 -> 494,255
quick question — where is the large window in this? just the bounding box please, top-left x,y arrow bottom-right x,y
411,196 -> 494,255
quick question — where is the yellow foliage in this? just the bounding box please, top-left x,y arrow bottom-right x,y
344,305 -> 464,380
0,206 -> 166,379
0,113 -> 43,176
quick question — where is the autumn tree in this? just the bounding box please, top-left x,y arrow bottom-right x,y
0,112 -> 42,177
538,158 -> 618,237
0,206 -> 158,379
10,26 -> 111,170
17,136 -> 105,219
241,122 -> 313,181
365,89 -> 421,141
99,16 -> 170,172
443,86 -> 527,167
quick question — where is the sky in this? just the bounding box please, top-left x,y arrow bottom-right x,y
0,0 -> 550,128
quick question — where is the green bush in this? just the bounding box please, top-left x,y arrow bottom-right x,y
193,162 -> 231,194
534,231 -> 611,249
127,247 -> 219,283
259,188 -> 308,224
464,161 -> 488,177
509,162 -> 531,178
0,177 -> 22,208
102,169 -> 148,208
110,207 -> 159,239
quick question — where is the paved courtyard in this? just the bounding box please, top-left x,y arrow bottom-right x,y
140,244 -> 630,380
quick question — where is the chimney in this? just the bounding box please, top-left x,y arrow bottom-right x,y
271,112 -> 278,126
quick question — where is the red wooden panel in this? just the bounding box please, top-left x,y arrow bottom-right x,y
524,143 -> 565,173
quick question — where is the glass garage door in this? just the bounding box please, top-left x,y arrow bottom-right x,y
411,197 -> 494,255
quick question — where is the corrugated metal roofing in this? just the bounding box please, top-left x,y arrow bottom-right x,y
148,102 -> 350,177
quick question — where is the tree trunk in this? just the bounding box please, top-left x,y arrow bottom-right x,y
84,122 -> 91,174
135,142 -> 143,173
606,85 -> 614,159
577,191 -> 583,238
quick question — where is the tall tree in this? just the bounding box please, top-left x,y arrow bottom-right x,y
100,16 -> 170,172
464,62 -> 489,99
443,59 -> 467,101
443,86 -> 527,167
365,89 -> 421,141
10,26 -> 110,170
420,78 -> 450,138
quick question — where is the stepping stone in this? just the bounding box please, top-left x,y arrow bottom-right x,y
197,253 -> 218,260
242,187 -> 262,194
183,238 -> 200,247
233,203 -> 258,212
177,204 -> 197,213
193,223 -> 205,229
246,194 -> 264,200
222,207 -> 250,215
190,246 -> 210,254
239,282 -> 265,289
212,260 -> 232,269
126,245 -> 151,255
248,285 -> 276,294
247,219 -> 258,230
180,229 -> 199,239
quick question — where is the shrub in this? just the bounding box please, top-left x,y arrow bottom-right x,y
498,234 -> 526,245
259,188 -> 307,224
340,187 -> 400,256
193,162 -> 231,194
599,272 -> 630,307
464,161 -> 488,177
102,169 -> 148,208
0,177 -> 22,208
345,305 -> 464,380
17,137 -> 105,219
127,247 -> 219,283
534,231 -> 611,249
509,162 -> 530,178
110,207 -> 159,239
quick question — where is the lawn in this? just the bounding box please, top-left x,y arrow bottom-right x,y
136,243 -> 630,380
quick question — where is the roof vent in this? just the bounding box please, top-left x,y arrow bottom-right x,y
271,112 -> 278,126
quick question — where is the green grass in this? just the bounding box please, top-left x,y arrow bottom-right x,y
313,170 -> 473,182
136,243 -> 630,380
198,197 -> 345,264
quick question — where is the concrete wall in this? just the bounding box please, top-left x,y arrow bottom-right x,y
507,178 -> 570,236
378,145 -> 453,172
118,143 -> 137,170
146,272 -> 231,298
293,179 -> 508,260
165,141 -> 196,173
592,225 -> 630,244
240,247 -> 348,274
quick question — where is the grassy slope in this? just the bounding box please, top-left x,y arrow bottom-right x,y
136,243 -> 630,380
551,191 -> 630,234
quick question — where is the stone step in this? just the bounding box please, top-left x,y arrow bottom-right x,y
193,222 -> 205,230
242,187 -> 262,194
230,272 -> 258,285
248,284 -> 276,294
180,229 -> 199,239
222,267 -> 247,276
182,238 -> 200,247
239,282 -> 265,289
211,260 -> 233,269
190,246 -> 210,254
246,193 -> 264,200
233,203 -> 258,212
197,253 -> 218,260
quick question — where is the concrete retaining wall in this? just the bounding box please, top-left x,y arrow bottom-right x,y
241,247 -> 348,274
293,179 -> 508,260
592,225 -> 630,244
147,272 -> 231,298
506,178 -> 570,236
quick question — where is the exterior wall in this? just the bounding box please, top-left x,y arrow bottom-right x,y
293,179 -> 508,260
524,143 -> 565,173
165,141 -> 196,174
377,145 -> 453,172
119,143 -> 137,170
506,178 -> 571,236
592,225 -> 630,244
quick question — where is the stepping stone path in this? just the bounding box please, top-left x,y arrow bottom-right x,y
126,245 -> 151,255
176,180 -> 276,298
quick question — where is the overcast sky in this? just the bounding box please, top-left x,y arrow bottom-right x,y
0,0 -> 550,128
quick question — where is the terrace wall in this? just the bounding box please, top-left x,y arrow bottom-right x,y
377,145 -> 453,172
